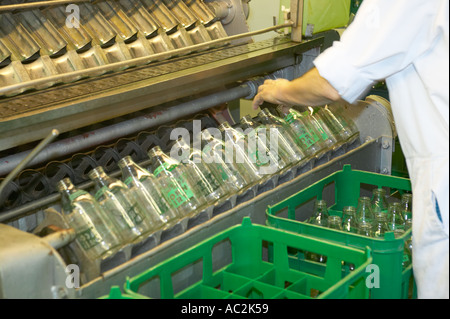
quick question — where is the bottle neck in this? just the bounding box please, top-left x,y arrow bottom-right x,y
119,157 -> 150,183
89,167 -> 115,189
57,178 -> 74,193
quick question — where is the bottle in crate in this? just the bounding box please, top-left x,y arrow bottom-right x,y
89,166 -> 154,243
276,105 -> 326,158
386,202 -> 406,237
118,156 -> 179,228
372,213 -> 389,238
400,193 -> 413,230
328,215 -> 343,230
57,178 -> 123,260
170,137 -> 229,204
257,108 -> 308,164
308,199 -> 329,227
356,196 -> 375,237
342,206 -> 358,233
403,238 -> 413,269
200,129 -> 253,191
147,146 -> 201,217
305,199 -> 329,263
240,115 -> 288,174
371,188 -> 389,217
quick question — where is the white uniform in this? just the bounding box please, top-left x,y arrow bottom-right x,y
314,0 -> 449,298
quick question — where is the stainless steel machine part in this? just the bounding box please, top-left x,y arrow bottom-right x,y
0,223 -> 76,299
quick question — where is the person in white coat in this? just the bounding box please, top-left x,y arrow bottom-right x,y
253,0 -> 449,298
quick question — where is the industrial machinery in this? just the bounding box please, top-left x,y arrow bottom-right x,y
0,0 -> 397,299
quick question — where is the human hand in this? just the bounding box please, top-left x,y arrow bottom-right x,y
252,78 -> 292,110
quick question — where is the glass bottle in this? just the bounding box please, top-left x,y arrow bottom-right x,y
301,106 -> 340,152
201,129 -> 251,191
257,108 -> 308,164
89,166 -> 154,243
328,215 -> 343,230
305,200 -> 329,263
310,106 -> 346,149
372,213 -> 389,238
356,196 -> 374,236
57,178 -> 123,260
386,202 -> 406,238
118,156 -> 179,227
371,188 -> 389,218
400,193 -> 413,230
403,238 -> 413,269
147,146 -> 200,217
341,206 -> 357,271
218,121 -> 265,182
326,103 -> 360,144
277,105 -> 326,158
308,199 -> 329,227
357,223 -> 373,237
342,206 -> 358,233
240,115 -> 288,174
170,137 -> 229,204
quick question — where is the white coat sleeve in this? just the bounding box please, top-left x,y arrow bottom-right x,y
313,0 -> 445,103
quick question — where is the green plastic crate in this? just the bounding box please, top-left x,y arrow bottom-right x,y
266,165 -> 416,299
124,217 -> 372,299
99,286 -> 150,299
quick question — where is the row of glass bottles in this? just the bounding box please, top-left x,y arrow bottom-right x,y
57,147 -> 229,262
56,105 -> 359,262
213,105 -> 359,185
306,190 -> 413,268
307,190 -> 413,237
275,104 -> 359,160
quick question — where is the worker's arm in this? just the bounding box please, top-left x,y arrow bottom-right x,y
252,67 -> 341,110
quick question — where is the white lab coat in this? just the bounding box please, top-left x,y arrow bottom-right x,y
314,0 -> 449,298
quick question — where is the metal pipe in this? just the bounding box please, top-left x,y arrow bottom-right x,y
42,227 -> 77,250
0,22 -> 294,96
0,0 -> 91,12
0,129 -> 59,196
0,83 -> 252,179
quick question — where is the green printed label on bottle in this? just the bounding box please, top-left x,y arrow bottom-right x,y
164,182 -> 189,208
315,119 -> 330,140
153,162 -> 177,177
77,227 -> 100,251
94,186 -> 109,201
177,176 -> 194,199
123,176 -> 134,186
218,165 -> 229,181
155,197 -> 169,215
308,126 -> 321,143
284,113 -> 295,124
127,205 -> 144,225
204,172 -> 221,190
295,130 -> 315,149
69,190 -> 88,201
